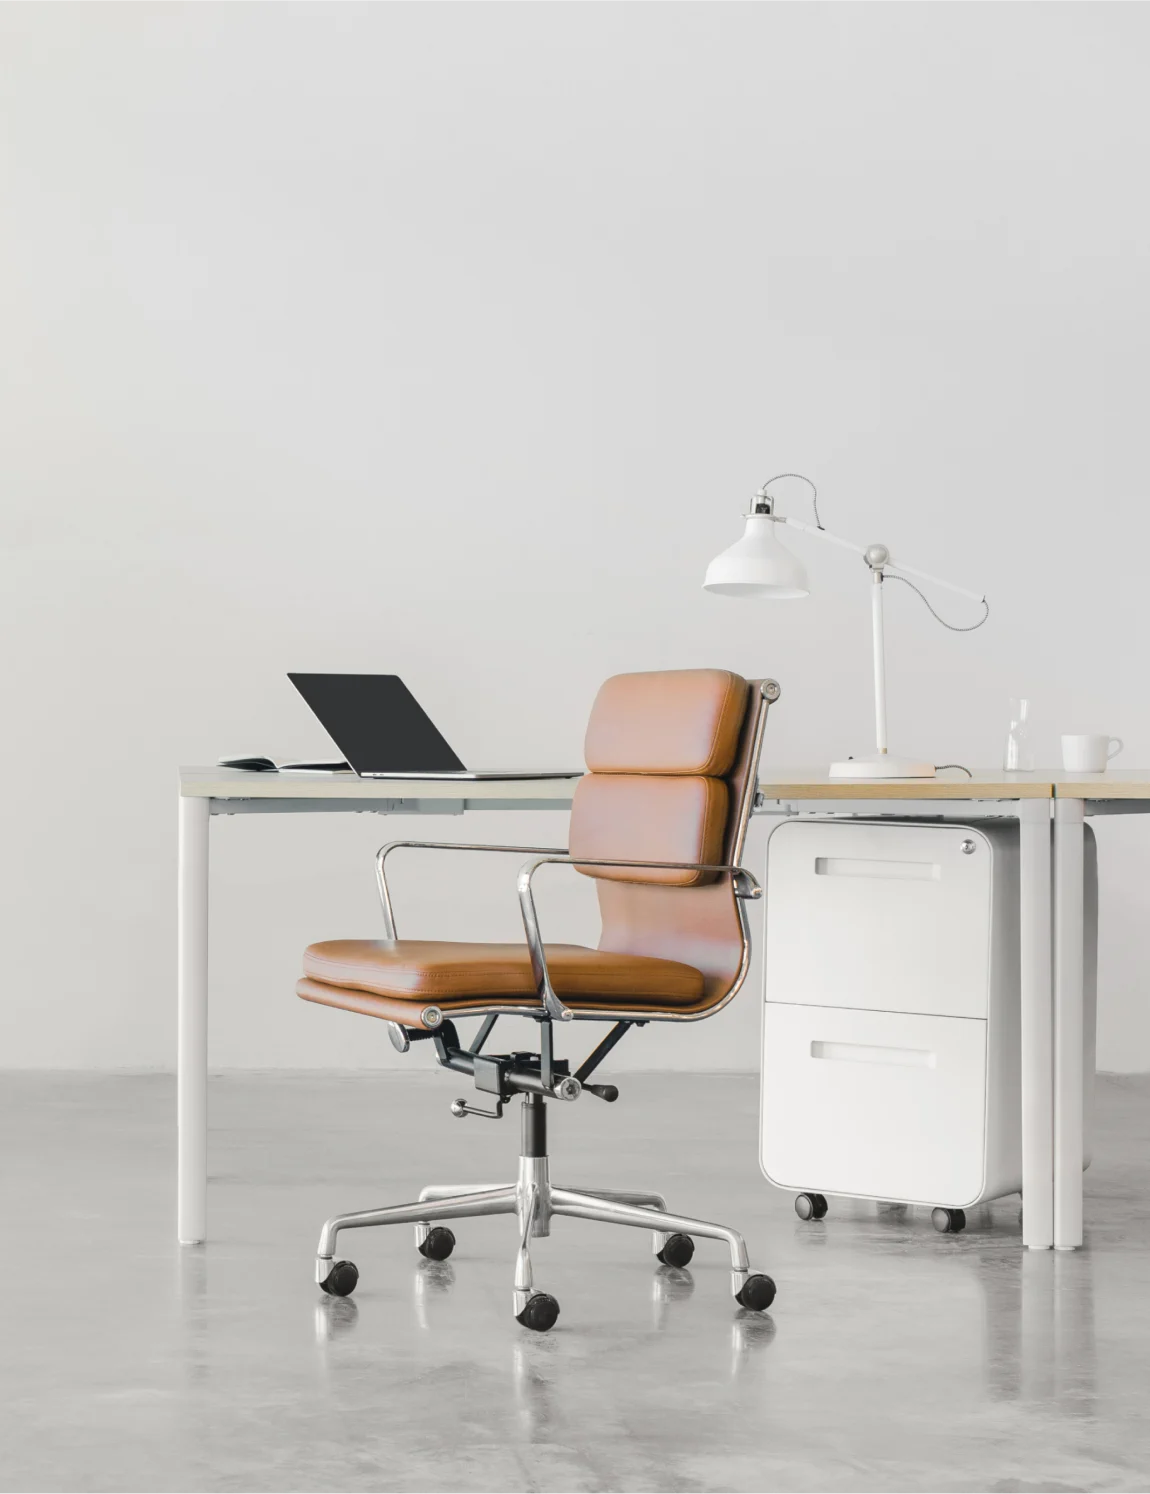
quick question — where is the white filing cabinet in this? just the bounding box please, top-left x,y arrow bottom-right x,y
760,818 -> 1097,1228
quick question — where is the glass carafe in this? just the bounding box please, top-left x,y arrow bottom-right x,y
1003,697 -> 1035,772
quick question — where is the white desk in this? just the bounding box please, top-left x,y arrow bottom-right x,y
178,765 -> 1146,1252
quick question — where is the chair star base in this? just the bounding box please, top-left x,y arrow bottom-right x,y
313,1093 -> 776,1330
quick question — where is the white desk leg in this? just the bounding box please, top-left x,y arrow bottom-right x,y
1019,799 -> 1054,1250
1053,797 -> 1085,1250
178,794 -> 210,1244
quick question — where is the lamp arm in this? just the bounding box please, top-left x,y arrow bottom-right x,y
780,515 -> 868,559
779,516 -> 985,605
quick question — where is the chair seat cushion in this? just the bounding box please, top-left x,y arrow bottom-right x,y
301,939 -> 705,1006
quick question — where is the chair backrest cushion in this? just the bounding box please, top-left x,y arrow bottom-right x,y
569,668 -> 748,888
583,668 -> 747,776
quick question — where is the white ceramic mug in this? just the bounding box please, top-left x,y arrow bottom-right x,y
1061,734 -> 1123,772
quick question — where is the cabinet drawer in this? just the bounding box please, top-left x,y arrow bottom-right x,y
766,819 -> 995,1019
760,1003 -> 988,1207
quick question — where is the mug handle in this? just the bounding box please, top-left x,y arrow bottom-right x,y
1108,737 -> 1124,760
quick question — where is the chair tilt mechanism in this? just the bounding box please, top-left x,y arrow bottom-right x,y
298,668 -> 781,1332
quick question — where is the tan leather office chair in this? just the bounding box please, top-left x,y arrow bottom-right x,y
298,668 -> 780,1330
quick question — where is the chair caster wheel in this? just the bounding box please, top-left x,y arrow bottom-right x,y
319,1260 -> 359,1297
735,1273 -> 777,1312
417,1226 -> 456,1261
794,1192 -> 828,1221
931,1207 -> 966,1234
656,1233 -> 695,1268
516,1292 -> 560,1332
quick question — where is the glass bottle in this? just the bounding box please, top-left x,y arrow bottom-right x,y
1003,697 -> 1035,772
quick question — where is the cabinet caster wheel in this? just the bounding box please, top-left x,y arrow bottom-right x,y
656,1233 -> 695,1268
795,1192 -> 828,1221
931,1207 -> 966,1234
417,1226 -> 456,1261
735,1273 -> 777,1312
516,1292 -> 560,1332
319,1260 -> 359,1297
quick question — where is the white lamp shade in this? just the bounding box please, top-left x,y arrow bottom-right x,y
703,515 -> 810,598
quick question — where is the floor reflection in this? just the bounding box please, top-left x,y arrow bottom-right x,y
730,1307 -> 778,1375
1013,1249 -> 1097,1413
412,1259 -> 456,1331
651,1263 -> 695,1328
786,1197 -> 1097,1415
511,1337 -> 561,1440
314,1293 -> 359,1344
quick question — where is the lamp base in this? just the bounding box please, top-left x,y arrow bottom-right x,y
829,753 -> 937,780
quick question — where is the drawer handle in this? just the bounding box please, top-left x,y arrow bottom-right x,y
814,856 -> 940,881
810,1040 -> 937,1069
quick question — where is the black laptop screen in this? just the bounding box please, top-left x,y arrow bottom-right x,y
288,674 -> 467,774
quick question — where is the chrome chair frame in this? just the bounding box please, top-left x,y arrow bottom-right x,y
316,1093 -> 756,1319
370,679 -> 775,1030
374,841 -> 762,1027
311,680 -> 780,1325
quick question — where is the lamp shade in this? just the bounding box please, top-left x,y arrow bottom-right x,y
703,516 -> 810,598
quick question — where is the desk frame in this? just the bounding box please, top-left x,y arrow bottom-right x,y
1047,781 -> 1150,1250
178,767 -> 1143,1252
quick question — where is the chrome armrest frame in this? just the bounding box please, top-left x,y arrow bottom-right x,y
516,856 -> 763,1024
369,681 -> 778,1030
372,840 -> 760,1028
374,840 -> 569,939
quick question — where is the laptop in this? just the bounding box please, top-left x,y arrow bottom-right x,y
287,673 -> 582,781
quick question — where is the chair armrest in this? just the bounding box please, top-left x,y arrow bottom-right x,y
516,855 -> 762,900
374,840 -> 568,939
513,856 -> 763,1027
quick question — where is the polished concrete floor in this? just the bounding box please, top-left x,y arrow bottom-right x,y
3,1070 -> 1150,1493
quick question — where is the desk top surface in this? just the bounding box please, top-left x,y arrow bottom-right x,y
755,768 -> 1054,801
180,765 -> 1150,803
179,767 -> 580,801
1050,768 -> 1150,799
757,768 -> 1150,800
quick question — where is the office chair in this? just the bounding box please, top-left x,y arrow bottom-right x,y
297,668 -> 780,1331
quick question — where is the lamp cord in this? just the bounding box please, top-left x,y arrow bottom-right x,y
761,473 -> 823,529
883,572 -> 990,633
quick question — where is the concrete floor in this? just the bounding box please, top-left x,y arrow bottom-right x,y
2,1071 -> 1150,1493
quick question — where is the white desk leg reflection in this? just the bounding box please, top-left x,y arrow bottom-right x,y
1016,1248 -> 1097,1412
175,1244 -> 209,1395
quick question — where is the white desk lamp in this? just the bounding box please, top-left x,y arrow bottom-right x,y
704,475 -> 989,779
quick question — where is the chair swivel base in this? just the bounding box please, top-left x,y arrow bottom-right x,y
313,1093 -> 777,1331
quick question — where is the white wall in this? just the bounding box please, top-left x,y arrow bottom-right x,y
4,3 -> 1150,1073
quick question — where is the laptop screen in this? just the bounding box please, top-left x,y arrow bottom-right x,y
288,674 -> 467,774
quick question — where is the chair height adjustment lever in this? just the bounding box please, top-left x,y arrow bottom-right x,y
450,1097 -> 505,1120
583,1083 -> 619,1102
